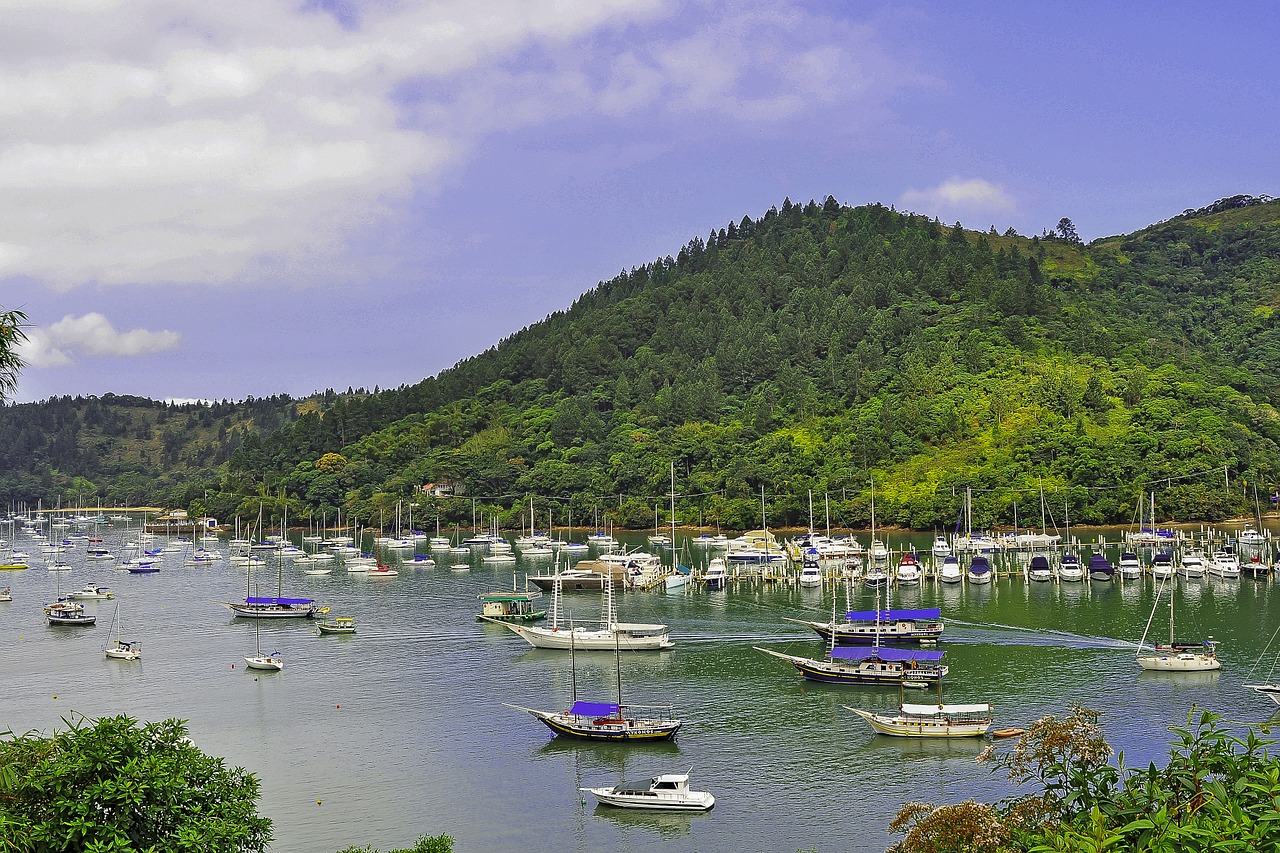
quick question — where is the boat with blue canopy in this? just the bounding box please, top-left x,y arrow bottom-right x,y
227,595 -> 319,619
787,607 -> 944,644
756,645 -> 947,686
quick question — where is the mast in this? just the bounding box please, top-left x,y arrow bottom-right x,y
614,627 -> 623,708
569,614 -> 577,705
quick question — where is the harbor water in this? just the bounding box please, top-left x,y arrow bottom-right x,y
2,522 -> 1278,852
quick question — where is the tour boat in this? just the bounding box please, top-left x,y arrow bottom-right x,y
316,616 -> 356,635
845,701 -> 993,738
788,607 -> 944,645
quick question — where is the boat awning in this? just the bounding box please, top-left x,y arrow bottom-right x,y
569,701 -> 620,717
477,590 -> 542,601
901,702 -> 990,715
245,596 -> 314,606
830,647 -> 945,662
844,608 -> 941,621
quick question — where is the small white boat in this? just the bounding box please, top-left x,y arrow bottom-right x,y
580,772 -> 714,811
930,535 -> 951,558
702,557 -> 728,590
894,554 -> 921,586
103,602 -> 141,661
1058,553 -> 1084,582
1208,549 -> 1241,579
1026,555 -> 1053,582
0,586 -> 11,602
966,555 -> 992,585
938,555 -> 963,584
1117,551 -> 1143,580
797,551 -> 823,587
1137,576 -> 1220,672
67,583 -> 114,600
1180,549 -> 1207,578
244,618 -> 283,671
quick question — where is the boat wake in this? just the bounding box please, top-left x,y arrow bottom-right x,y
944,619 -> 1135,650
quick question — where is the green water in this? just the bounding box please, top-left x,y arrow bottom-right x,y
1,522 -> 1277,852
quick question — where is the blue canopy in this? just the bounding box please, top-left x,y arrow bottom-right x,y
245,596 -> 314,606
569,701 -> 620,717
830,646 -> 945,662
970,556 -> 991,571
845,608 -> 941,621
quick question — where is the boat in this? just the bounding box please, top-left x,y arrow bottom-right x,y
226,530 -> 319,618
476,588 -> 546,622
844,700 -> 992,738
580,772 -> 714,811
86,547 -> 113,561
490,570 -> 673,651
1136,575 -> 1220,672
1239,526 -> 1267,546
1058,553 -> 1084,582
930,535 -> 951,559
528,560 -> 621,591
1180,548 -> 1207,578
938,555 -> 963,584
663,565 -> 692,593
1150,549 -> 1175,579
45,600 -> 96,626
1208,549 -> 1241,579
797,550 -> 823,587
504,619 -> 680,740
0,586 -> 9,602
103,602 -> 141,660
702,557 -> 728,590
244,616 -> 284,671
125,562 -> 160,574
788,607 -> 944,645
1117,551 -> 1143,580
67,583 -> 114,600
317,616 -> 356,635
894,553 -> 921,586
966,555 -> 992,585
756,644 -> 947,686
1087,553 -> 1115,582
1027,554 -> 1053,582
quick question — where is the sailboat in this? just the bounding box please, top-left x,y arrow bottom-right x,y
844,676 -> 992,738
1136,574 -> 1220,672
103,602 -> 141,660
504,621 -> 681,740
244,613 -> 284,671
489,568 -> 673,650
225,507 -> 319,619
757,579 -> 947,686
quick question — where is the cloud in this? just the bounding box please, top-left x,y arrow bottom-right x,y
0,1 -> 919,291
900,177 -> 1018,222
18,313 -> 180,368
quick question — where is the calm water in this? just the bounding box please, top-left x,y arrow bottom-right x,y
3,521 -> 1280,853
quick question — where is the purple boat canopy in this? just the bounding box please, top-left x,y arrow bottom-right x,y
830,646 -> 945,662
569,701 -> 620,717
845,608 -> 941,622
245,596 -> 314,606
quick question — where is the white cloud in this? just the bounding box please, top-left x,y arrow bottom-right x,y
18,313 -> 180,367
900,177 -> 1018,222
0,0 -> 918,290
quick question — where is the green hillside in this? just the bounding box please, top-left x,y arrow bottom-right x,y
5,194 -> 1280,532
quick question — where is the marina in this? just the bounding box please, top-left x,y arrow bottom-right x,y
2,515 -> 1280,851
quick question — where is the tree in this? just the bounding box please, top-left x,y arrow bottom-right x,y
0,307 -> 28,401
0,714 -> 272,852
1055,217 -> 1082,244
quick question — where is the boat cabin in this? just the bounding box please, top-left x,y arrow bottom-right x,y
477,589 -> 546,622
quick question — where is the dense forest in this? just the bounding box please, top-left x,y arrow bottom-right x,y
3,194 -> 1279,534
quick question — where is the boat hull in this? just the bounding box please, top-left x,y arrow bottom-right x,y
798,619 -> 944,645
227,604 -> 316,619
1137,652 -> 1220,672
498,621 -> 674,651
756,648 -> 946,686
509,706 -> 681,741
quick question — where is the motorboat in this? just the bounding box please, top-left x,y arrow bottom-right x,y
1058,553 -> 1084,582
67,583 -> 114,600
476,589 -> 546,622
316,616 -> 357,635
930,535 -> 951,559
938,555 -> 963,584
1117,551 -> 1143,580
702,557 -> 728,590
1208,549 -> 1241,579
1180,549 -> 1207,578
580,772 -> 714,811
797,550 -> 823,587
1087,553 -> 1115,582
1027,554 -> 1053,582
966,555 -> 992,585
894,554 -> 921,586
1150,549 -> 1175,579
845,701 -> 993,738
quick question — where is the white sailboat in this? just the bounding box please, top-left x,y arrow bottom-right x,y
1136,575 -> 1220,672
103,602 -> 141,661
244,612 -> 284,671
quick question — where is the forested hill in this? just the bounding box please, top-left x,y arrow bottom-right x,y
7,194 -> 1280,531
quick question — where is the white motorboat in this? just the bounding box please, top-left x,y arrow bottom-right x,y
894,554 -> 921,586
938,555 -> 963,584
845,701 -> 993,738
1058,553 -> 1084,582
580,772 -> 714,811
966,555 -> 992,584
930,535 -> 951,558
702,557 -> 728,590
1208,549 -> 1241,579
1180,549 -> 1207,578
1026,554 -> 1053,582
1117,551 -> 1143,580
67,583 -> 114,600
797,550 -> 823,587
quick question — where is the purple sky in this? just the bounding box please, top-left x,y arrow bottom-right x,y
4,1 -> 1277,403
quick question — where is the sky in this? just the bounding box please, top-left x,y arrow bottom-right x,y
3,0 -> 1277,403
